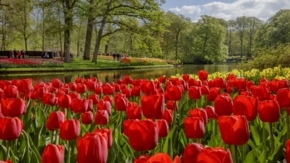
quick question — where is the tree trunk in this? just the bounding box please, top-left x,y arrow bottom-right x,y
63,0 -> 73,63
76,20 -> 82,57
58,6 -> 62,56
92,0 -> 113,64
83,0 -> 94,60
240,39 -> 243,58
1,23 -> 5,50
92,16 -> 107,63
175,30 -> 179,60
203,32 -> 208,56
24,37 -> 28,51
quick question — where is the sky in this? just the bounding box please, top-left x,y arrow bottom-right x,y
161,0 -> 290,22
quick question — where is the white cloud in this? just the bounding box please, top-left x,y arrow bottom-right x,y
168,0 -> 290,22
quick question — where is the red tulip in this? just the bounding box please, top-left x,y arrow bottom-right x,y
131,86 -> 141,97
42,93 -> 58,106
259,78 -> 269,87
68,92 -> 81,100
258,100 -> 280,122
95,110 -> 109,125
70,99 -> 91,113
200,85 -> 209,95
68,82 -> 76,91
122,88 -> 131,98
102,83 -> 115,95
183,74 -> 190,81
1,98 -> 26,117
77,133 -> 108,163
0,117 -> 23,141
166,85 -> 182,101
134,155 -> 151,163
52,79 -> 63,88
58,94 -> 71,108
17,78 -> 33,93
269,79 -> 280,92
141,80 -> 156,95
251,85 -> 270,101
47,111 -> 66,131
42,144 -> 65,163
94,87 -> 102,95
184,116 -> 205,139
146,153 -> 173,163
0,160 -> 12,163
207,87 -> 220,101
189,108 -> 208,125
197,147 -> 233,163
286,140 -> 290,163
102,95 -> 113,105
198,70 -> 208,80
94,128 -> 112,148
214,78 -> 227,89
189,86 -> 201,100
218,115 -> 249,145
141,94 -> 164,119
81,111 -> 94,124
279,79 -> 289,89
75,78 -> 83,83
276,88 -> 290,108
182,143 -> 204,163
76,83 -> 87,94
59,119 -> 80,140
97,100 -> 112,115
246,80 -> 254,90
3,85 -> 18,98
126,102 -> 142,119
89,94 -> 99,104
205,105 -> 217,120
214,93 -> 233,116
156,119 -> 169,137
166,101 -> 178,111
114,93 -> 128,111
124,119 -> 158,151
161,109 -> 173,124
233,95 -> 258,121
236,78 -> 247,91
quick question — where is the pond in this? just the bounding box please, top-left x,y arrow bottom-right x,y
0,63 -> 237,83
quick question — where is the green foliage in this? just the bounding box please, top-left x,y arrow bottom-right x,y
238,43 -> 290,70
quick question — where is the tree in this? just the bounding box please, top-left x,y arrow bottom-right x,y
166,11 -> 190,60
246,17 -> 263,56
235,16 -> 248,58
256,9 -> 290,49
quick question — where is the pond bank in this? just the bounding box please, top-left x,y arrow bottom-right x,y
0,64 -> 174,74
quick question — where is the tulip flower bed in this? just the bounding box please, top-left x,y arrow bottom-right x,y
2,66 -> 290,163
0,58 -> 63,68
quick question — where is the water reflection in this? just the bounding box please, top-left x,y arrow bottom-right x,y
0,64 -> 237,83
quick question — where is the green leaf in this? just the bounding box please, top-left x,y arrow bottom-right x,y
250,124 -> 261,145
258,150 -> 266,163
243,150 -> 255,163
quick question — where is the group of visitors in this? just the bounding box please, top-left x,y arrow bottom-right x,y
9,49 -> 25,59
111,53 -> 127,61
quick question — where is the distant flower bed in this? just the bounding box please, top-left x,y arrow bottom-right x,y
120,57 -> 168,66
0,58 -> 64,68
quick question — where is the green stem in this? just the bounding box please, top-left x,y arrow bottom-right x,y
5,141 -> 10,160
269,123 -> 275,152
287,108 -> 290,139
54,130 -> 58,144
50,131 -> 53,144
242,144 -> 246,162
235,145 -> 238,163
66,141 -> 71,163
160,138 -> 163,152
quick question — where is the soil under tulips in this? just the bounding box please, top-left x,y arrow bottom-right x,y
0,68 -> 290,163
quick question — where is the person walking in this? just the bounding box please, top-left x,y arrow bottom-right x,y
13,49 -> 17,58
21,50 -> 25,59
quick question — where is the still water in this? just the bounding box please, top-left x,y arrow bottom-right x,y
0,64 -> 237,83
